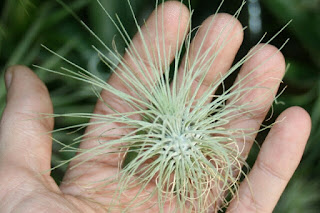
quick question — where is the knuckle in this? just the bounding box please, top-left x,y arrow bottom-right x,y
257,158 -> 289,182
236,188 -> 266,213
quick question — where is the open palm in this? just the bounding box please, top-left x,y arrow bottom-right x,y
0,2 -> 311,212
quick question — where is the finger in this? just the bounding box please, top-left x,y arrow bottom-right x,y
176,13 -> 243,103
0,66 -> 54,172
94,1 -> 190,117
227,107 -> 311,212
76,2 -> 190,155
225,44 -> 286,156
61,2 -> 190,188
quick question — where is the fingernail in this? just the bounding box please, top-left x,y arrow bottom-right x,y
5,67 -> 13,89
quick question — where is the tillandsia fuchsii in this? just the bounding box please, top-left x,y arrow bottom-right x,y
37,0 -> 289,212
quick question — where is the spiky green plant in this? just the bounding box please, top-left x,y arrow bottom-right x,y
37,0 -> 288,212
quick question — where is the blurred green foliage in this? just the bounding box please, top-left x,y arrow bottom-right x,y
0,0 -> 319,211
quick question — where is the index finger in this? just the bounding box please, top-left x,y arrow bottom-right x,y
95,1 -> 190,117
61,1 -> 190,183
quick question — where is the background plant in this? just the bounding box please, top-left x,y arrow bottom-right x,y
0,0 -> 319,212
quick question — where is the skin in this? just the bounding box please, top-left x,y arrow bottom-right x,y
0,2 -> 311,213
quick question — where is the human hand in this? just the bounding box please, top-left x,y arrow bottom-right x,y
0,2 -> 311,212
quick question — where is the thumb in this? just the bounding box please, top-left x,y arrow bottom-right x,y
0,66 -> 54,173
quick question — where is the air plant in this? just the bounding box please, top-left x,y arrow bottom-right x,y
37,0 -> 288,212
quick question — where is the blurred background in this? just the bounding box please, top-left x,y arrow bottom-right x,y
0,0 -> 319,212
